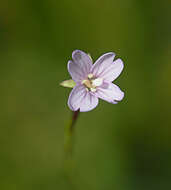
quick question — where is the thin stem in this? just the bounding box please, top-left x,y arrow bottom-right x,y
70,110 -> 80,133
64,110 -> 80,160
63,110 -> 80,189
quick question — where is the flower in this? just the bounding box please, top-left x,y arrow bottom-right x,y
67,50 -> 124,112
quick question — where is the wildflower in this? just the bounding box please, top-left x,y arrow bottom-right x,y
66,50 -> 124,112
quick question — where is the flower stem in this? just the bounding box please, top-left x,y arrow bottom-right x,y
64,110 -> 80,162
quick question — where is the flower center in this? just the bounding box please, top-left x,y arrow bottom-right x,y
82,73 -> 103,92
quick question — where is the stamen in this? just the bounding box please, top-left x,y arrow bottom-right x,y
90,88 -> 96,92
88,73 -> 94,79
82,79 -> 93,89
82,75 -> 102,93
82,80 -> 87,84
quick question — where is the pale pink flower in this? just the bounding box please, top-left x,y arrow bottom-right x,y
67,50 -> 124,112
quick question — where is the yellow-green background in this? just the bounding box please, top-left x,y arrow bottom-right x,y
0,0 -> 171,189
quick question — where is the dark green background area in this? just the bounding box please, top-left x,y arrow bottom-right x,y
0,0 -> 171,190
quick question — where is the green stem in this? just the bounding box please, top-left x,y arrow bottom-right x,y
64,110 -> 80,161
63,111 -> 80,189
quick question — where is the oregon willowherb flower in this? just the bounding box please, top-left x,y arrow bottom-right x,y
66,50 -> 124,112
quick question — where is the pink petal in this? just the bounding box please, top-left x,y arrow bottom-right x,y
68,85 -> 99,112
96,82 -> 124,103
99,58 -> 124,82
72,50 -> 92,76
68,60 -> 85,82
80,91 -> 99,112
91,52 -> 115,77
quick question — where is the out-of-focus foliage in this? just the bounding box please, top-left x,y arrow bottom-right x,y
0,0 -> 171,190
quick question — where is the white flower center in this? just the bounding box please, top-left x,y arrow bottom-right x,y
92,78 -> 103,87
82,73 -> 103,92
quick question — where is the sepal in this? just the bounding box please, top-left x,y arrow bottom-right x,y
60,79 -> 76,88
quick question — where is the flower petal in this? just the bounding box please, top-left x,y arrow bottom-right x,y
68,85 -> 86,111
72,50 -> 92,75
68,84 -> 99,112
99,58 -> 124,82
67,60 -> 85,82
80,91 -> 99,112
91,52 -> 115,77
96,82 -> 124,103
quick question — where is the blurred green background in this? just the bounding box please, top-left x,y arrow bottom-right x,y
0,0 -> 171,189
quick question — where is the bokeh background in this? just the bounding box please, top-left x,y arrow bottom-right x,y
1,0 -> 171,190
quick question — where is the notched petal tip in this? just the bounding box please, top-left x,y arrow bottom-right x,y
72,50 -> 82,61
72,49 -> 92,63
67,60 -> 84,82
114,90 -> 124,103
113,58 -> 124,72
97,58 -> 124,82
70,50 -> 93,76
100,52 -> 115,57
112,90 -> 124,104
119,90 -> 125,101
96,83 -> 124,103
91,52 -> 116,76
97,52 -> 116,64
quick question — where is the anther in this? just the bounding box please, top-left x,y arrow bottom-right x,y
87,73 -> 94,79
90,88 -> 96,92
